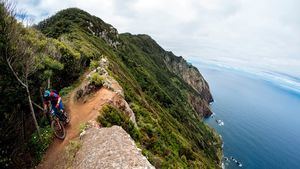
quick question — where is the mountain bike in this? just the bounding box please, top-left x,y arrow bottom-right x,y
49,109 -> 70,140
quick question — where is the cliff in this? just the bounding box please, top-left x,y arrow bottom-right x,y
119,33 -> 213,117
164,53 -> 213,117
164,53 -> 213,103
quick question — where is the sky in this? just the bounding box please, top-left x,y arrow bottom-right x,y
16,0 -> 300,92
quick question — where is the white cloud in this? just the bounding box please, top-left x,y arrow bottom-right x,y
15,0 -> 300,79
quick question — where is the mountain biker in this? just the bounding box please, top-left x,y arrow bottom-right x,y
43,90 -> 66,122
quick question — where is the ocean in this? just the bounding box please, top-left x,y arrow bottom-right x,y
196,63 -> 300,169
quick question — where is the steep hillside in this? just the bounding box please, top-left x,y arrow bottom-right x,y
1,4 -> 222,168
118,33 -> 213,117
35,8 -> 222,168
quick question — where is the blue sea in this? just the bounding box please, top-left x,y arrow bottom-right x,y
196,63 -> 300,169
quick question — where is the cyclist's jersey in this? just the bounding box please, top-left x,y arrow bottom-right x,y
44,91 -> 60,106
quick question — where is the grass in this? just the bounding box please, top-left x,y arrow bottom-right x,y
64,140 -> 82,167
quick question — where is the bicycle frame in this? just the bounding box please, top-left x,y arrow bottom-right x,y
50,109 -> 62,130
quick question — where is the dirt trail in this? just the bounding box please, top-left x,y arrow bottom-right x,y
37,83 -> 121,169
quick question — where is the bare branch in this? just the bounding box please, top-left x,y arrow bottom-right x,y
32,102 -> 44,111
6,57 -> 27,88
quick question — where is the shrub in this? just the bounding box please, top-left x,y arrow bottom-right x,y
29,126 -> 54,163
59,86 -> 74,97
89,60 -> 99,70
89,72 -> 104,86
79,122 -> 89,133
59,78 -> 82,98
43,56 -> 64,70
97,105 -> 141,141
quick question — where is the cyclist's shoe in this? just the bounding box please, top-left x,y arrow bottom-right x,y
60,110 -> 70,124
64,112 -> 70,124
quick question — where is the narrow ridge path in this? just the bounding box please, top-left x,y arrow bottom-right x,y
37,85 -> 119,169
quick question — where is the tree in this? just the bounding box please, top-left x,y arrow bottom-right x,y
1,1 -> 41,136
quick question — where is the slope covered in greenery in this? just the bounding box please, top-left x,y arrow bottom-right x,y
1,5 -> 222,169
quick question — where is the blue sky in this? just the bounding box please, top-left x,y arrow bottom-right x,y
16,0 -> 300,91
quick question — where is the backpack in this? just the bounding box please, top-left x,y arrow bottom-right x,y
51,89 -> 59,95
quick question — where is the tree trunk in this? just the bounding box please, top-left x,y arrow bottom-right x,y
47,77 -> 50,89
26,86 -> 41,137
21,106 -> 25,147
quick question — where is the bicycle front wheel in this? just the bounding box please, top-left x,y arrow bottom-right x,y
51,120 -> 66,140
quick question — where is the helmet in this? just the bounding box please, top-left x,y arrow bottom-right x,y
43,90 -> 50,98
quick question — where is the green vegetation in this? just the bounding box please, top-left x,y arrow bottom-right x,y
60,76 -> 84,98
89,60 -> 100,70
108,34 -> 222,168
89,72 -> 104,87
29,126 -> 54,163
36,8 -> 118,42
0,5 -> 222,169
0,4 -> 90,168
79,122 -> 89,133
97,105 -> 141,141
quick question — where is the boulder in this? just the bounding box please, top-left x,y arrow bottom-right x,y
73,126 -> 155,169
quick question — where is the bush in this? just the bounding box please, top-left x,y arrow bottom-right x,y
89,60 -> 99,70
79,122 -> 89,133
59,86 -> 74,97
89,72 -> 104,86
97,105 -> 141,141
29,126 -> 54,163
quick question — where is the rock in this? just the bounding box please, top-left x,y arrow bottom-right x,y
111,96 -> 136,124
103,79 -> 112,90
164,53 -> 213,117
100,58 -> 108,66
75,82 -> 99,101
72,126 -> 155,169
188,94 -> 212,117
79,130 -> 86,140
164,54 -> 213,103
96,67 -> 107,75
76,57 -> 111,100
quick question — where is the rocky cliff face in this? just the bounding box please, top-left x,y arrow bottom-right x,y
163,53 -> 213,117
164,53 -> 213,103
